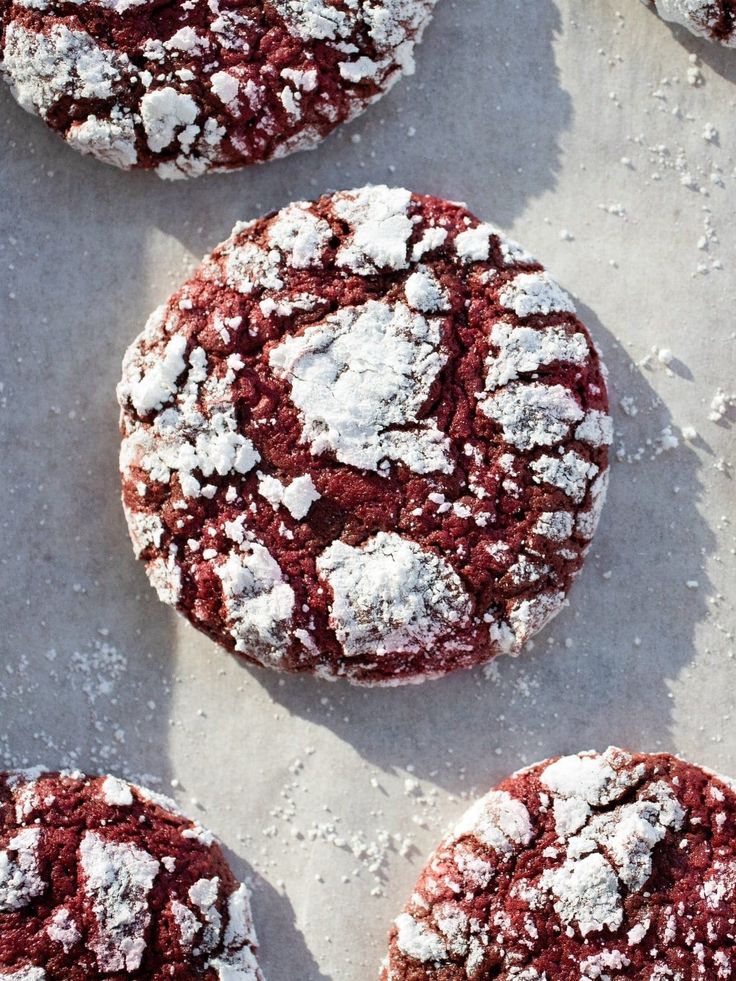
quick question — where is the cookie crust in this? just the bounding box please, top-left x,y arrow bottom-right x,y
118,186 -> 611,685
0,0 -> 436,177
0,769 -> 263,979
383,748 -> 736,980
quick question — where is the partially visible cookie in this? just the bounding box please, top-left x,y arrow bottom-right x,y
647,0 -> 736,45
383,747 -> 736,980
0,0 -> 436,177
118,185 -> 611,685
0,769 -> 263,979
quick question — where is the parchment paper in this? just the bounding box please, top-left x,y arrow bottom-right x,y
1,2 -> 735,978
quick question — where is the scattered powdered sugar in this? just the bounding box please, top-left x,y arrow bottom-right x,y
270,300 -> 452,476
80,832 -> 160,972
317,532 -> 472,658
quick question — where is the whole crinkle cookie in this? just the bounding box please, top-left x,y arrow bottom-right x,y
117,185 -> 612,685
0,769 -> 264,979
0,0 -> 436,178
382,747 -> 736,980
646,0 -> 736,45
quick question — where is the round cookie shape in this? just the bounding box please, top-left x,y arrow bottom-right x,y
646,0 -> 736,45
0,0 -> 435,178
383,747 -> 736,980
0,769 -> 263,979
117,185 -> 611,685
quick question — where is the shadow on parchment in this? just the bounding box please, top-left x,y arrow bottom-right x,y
0,114 -> 177,793
222,848 -> 331,981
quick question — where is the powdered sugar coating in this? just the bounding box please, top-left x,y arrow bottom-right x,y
316,532 -> 472,658
269,300 -> 452,475
647,0 -> 736,46
118,187 -> 610,685
0,770 -> 264,979
0,0 -> 437,176
383,749 -> 736,980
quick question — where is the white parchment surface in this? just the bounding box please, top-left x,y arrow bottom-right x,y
0,2 -> 735,978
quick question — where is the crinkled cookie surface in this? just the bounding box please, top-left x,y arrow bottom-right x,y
0,0 -> 436,176
383,747 -> 736,980
0,768 -> 263,979
118,185 -> 611,685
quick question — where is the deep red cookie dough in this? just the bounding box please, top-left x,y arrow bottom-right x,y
117,185 -> 611,685
646,0 -> 736,45
0,0 -> 435,178
382,747 -> 736,980
0,769 -> 263,980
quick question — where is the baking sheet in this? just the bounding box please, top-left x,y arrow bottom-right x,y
1,1 -> 735,978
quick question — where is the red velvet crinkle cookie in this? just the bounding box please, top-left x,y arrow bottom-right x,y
646,0 -> 736,45
0,0 -> 435,178
0,769 -> 263,980
383,747 -> 736,980
117,185 -> 611,685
